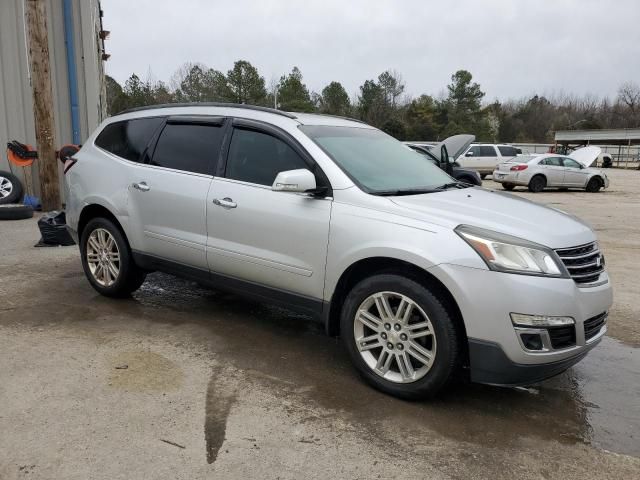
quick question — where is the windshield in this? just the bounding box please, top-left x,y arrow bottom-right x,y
300,125 -> 453,193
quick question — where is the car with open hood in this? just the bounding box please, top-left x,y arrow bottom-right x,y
492,146 -> 609,192
405,134 -> 482,186
63,103 -> 612,399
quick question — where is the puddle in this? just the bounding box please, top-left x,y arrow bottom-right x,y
100,274 -> 640,457
108,351 -> 183,392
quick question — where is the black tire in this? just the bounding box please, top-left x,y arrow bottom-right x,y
340,274 -> 460,400
80,217 -> 146,297
480,174 -> 487,180
586,177 -> 602,193
0,203 -> 34,220
528,175 -> 546,193
0,171 -> 24,205
502,183 -> 515,191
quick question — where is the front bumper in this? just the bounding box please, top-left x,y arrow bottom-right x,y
428,263 -> 613,384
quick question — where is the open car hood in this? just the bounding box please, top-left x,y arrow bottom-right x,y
569,146 -> 601,167
430,134 -> 475,162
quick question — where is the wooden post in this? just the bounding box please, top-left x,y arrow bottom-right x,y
26,0 -> 61,211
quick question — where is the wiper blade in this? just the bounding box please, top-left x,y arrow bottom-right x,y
373,188 -> 438,196
435,182 -> 471,190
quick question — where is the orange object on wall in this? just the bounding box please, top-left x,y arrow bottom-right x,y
7,144 -> 36,167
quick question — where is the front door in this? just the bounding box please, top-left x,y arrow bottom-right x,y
206,123 -> 332,301
561,157 -> 589,187
128,118 -> 226,269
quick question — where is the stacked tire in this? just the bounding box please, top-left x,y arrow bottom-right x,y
0,171 -> 33,220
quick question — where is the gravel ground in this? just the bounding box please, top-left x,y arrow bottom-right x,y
0,168 -> 638,479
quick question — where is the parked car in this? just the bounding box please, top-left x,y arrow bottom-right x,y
64,103 -> 612,399
492,146 -> 609,193
458,144 -> 519,178
405,135 -> 482,186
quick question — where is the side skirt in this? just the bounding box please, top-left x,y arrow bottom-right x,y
132,251 -> 325,318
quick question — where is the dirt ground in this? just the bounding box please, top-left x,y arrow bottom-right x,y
0,168 -> 638,479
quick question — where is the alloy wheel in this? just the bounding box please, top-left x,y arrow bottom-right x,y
354,291 -> 437,383
0,176 -> 13,199
86,228 -> 121,287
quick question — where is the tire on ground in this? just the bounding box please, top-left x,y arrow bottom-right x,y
340,273 -> 461,400
80,217 -> 146,297
0,171 -> 23,205
502,183 -> 515,191
586,177 -> 602,193
0,204 -> 34,220
528,175 -> 546,193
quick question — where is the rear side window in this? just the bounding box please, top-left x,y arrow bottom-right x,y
150,123 -> 224,175
95,117 -> 164,162
225,128 -> 307,186
479,145 -> 497,156
498,146 -> 518,157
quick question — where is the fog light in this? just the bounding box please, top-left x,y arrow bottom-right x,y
520,333 -> 544,351
510,313 -> 574,327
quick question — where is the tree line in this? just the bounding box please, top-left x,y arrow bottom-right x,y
106,60 -> 640,143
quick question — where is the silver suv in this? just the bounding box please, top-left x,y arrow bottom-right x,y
64,103 -> 613,399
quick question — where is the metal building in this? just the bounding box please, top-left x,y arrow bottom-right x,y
0,0 -> 107,194
555,128 -> 640,167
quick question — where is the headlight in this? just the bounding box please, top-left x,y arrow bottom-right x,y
455,225 -> 568,277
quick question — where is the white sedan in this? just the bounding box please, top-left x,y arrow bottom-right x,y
492,146 -> 610,193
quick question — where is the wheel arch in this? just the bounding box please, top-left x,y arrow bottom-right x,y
325,256 -> 469,363
78,204 -> 130,246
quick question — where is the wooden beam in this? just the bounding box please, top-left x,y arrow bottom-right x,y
26,0 -> 61,211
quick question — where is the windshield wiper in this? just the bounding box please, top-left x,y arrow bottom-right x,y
435,182 -> 471,190
372,188 -> 438,196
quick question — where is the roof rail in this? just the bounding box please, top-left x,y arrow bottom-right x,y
116,102 -> 298,119
311,113 -> 367,125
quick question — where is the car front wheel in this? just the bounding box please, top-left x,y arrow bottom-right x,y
80,217 -> 146,297
586,177 -> 602,192
340,274 -> 460,399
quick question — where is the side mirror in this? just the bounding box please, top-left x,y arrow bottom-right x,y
272,169 -> 316,193
465,151 -> 474,157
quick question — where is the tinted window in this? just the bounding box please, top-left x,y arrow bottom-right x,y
479,145 -> 497,156
226,129 -> 308,186
562,158 -> 582,169
541,157 -> 563,166
498,146 -> 518,157
150,123 -> 223,174
95,117 -> 164,162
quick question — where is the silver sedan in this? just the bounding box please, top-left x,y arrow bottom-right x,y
492,149 -> 609,193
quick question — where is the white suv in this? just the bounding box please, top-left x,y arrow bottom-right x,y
458,144 -> 519,178
64,104 -> 612,399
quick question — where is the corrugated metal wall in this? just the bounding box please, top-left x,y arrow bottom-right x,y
0,0 -> 105,196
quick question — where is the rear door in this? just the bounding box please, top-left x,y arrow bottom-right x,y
561,157 -> 589,187
538,157 -> 565,185
128,116 -> 226,269
206,119 -> 332,302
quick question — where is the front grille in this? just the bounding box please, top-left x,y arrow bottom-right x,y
547,325 -> 576,349
584,312 -> 607,340
555,242 -> 604,285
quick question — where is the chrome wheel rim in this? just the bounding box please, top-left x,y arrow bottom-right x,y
354,291 -> 436,384
86,228 -> 120,287
0,176 -> 13,199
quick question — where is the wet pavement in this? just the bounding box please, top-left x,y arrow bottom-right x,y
1,169 -> 639,479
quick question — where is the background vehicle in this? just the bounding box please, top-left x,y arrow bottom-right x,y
405,135 -> 482,186
458,144 -> 519,178
64,103 -> 611,399
493,146 -> 609,192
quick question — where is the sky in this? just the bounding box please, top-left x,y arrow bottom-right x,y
102,0 -> 640,102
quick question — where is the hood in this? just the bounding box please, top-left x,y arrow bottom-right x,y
389,187 -> 595,248
569,146 -> 601,167
431,134 -> 475,162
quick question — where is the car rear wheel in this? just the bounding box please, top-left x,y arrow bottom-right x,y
528,175 -> 546,193
80,217 -> 146,297
340,274 -> 460,399
502,183 -> 515,191
586,177 -> 602,193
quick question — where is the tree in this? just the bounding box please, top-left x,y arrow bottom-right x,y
378,70 -> 405,108
122,73 -> 154,108
277,67 -> 315,112
357,79 -> 386,126
404,94 -> 438,140
172,63 -> 228,102
105,75 -> 129,115
440,70 -> 488,138
226,60 -> 267,105
319,81 -> 350,115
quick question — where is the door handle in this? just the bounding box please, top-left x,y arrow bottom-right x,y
213,197 -> 237,209
132,182 -> 150,192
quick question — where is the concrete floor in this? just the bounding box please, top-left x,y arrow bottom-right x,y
0,168 -> 639,479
